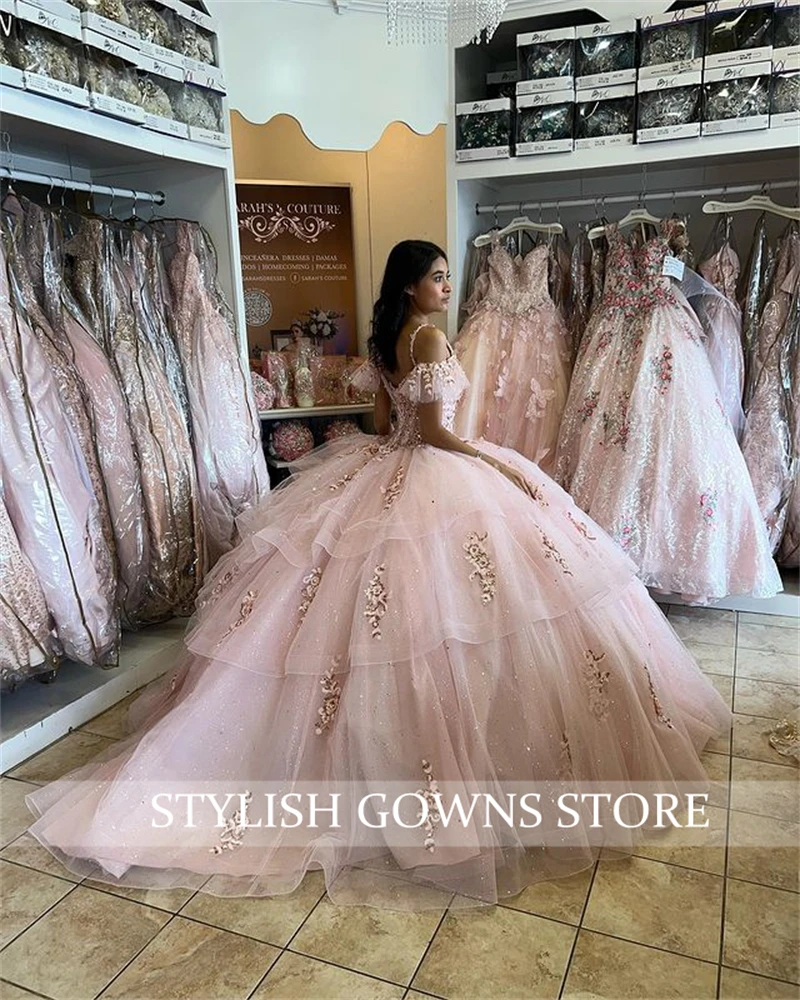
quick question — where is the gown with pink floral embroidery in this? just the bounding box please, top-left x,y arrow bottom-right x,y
555,220 -> 780,603
26,328 -> 731,910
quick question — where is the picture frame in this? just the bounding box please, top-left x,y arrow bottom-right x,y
271,330 -> 294,352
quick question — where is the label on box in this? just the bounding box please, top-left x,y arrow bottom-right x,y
138,38 -> 184,67
143,112 -> 190,138
90,91 -> 145,123
167,0 -> 215,33
517,75 -> 574,95
704,60 -> 772,82
576,67 -> 637,89
0,0 -> 16,14
517,89 -> 574,109
576,83 -> 636,102
24,71 -> 89,105
702,114 -> 770,134
80,10 -> 139,46
487,70 -> 518,85
575,18 -> 637,38
707,0 -> 773,11
455,145 -> 510,161
82,27 -> 140,63
136,52 -> 185,82
456,97 -> 511,115
637,69 -> 702,92
774,48 -> 800,69
662,255 -> 686,280
639,57 -> 703,79
16,1 -> 82,39
638,122 -> 702,142
771,110 -> 800,126
574,133 -> 634,149
188,125 -> 230,147
704,47 -> 773,70
641,5 -> 706,29
18,0 -> 78,23
0,63 -> 24,88
516,138 -> 574,155
517,26 -> 575,46
183,58 -> 225,91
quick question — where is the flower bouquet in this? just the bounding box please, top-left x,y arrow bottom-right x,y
301,307 -> 344,343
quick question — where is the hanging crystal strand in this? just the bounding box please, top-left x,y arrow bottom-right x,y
387,0 -> 507,47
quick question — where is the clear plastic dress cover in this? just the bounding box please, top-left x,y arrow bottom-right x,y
640,19 -> 703,68
739,213 -> 773,395
81,49 -> 141,104
776,287 -> 800,567
568,229 -> 593,357
456,109 -> 511,150
706,4 -> 773,55
576,93 -> 634,138
8,23 -> 81,84
772,71 -> 800,115
173,82 -> 223,130
518,37 -> 572,81
638,84 -> 701,129
517,101 -> 573,143
576,30 -> 635,78
703,74 -> 771,121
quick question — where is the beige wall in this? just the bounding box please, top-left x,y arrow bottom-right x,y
232,113 -> 447,353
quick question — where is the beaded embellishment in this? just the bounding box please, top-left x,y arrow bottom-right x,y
541,533 -> 573,576
417,759 -> 442,853
463,531 -> 497,604
364,565 -> 388,639
215,590 -> 257,646
315,659 -> 342,735
566,510 -> 597,540
210,791 -> 253,854
196,565 -> 238,612
642,663 -> 674,728
381,467 -> 405,510
298,568 -> 322,625
583,649 -> 611,720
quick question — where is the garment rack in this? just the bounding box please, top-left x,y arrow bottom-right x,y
0,166 -> 165,206
476,180 -> 798,217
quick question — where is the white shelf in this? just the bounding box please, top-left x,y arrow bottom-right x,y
0,86 -> 230,171
259,403 -> 373,420
454,127 -> 800,184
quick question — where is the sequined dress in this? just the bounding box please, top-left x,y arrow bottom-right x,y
27,328 -> 731,909
555,220 -> 780,603
454,242 -> 571,474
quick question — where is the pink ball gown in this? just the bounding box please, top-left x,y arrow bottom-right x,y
453,241 -> 571,475
27,327 -> 731,910
556,221 -> 781,604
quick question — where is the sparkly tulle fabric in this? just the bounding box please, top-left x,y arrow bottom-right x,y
27,337 -> 732,910
453,242 -> 571,474
555,220 -> 780,603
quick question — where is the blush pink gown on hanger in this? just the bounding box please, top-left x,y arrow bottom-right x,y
27,326 -> 731,910
454,241 -> 571,475
555,220 -> 780,604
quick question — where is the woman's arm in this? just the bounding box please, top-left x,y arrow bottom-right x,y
373,382 -> 392,436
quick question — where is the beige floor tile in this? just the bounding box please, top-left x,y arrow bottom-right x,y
684,640 -> 736,676
253,951 -> 405,999
0,861 -> 74,949
724,879 -> 800,984
633,804 -> 728,876
0,833 -> 81,883
180,870 -> 325,946
734,678 -> 799,719
83,879 -> 195,913
502,865 -> 593,925
738,624 -> 800,658
0,781 -> 39,850
562,928 -> 718,998
701,751 -> 731,808
99,915 -> 278,999
291,893 -> 444,986
0,885 -> 169,999
719,966 -> 800,998
582,857 -> 724,962
412,905 -> 575,999
670,611 -> 737,646
0,981 -> 44,999
730,758 -> 800,824
727,811 -> 800,893
79,692 -> 141,740
736,649 -> 800,687
732,714 -> 797,767
709,673 -> 734,707
738,613 -> 799,631
7,732 -> 115,785
707,725 -> 733,754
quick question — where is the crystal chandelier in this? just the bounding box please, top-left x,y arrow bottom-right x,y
386,0 -> 509,46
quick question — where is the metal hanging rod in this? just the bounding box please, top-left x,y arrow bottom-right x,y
1,166 -> 165,206
476,180 -> 799,217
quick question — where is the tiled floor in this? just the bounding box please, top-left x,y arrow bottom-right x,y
1,607 -> 797,1000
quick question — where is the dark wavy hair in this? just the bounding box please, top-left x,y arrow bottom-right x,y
368,240 -> 447,372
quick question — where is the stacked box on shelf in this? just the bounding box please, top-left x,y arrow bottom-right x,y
455,98 -> 512,161
516,88 -> 574,155
703,61 -> 773,134
575,83 -> 636,148
704,0 -> 774,69
82,28 -> 145,123
0,0 -> 24,89
772,0 -> 800,126
7,2 -> 88,106
517,26 -> 575,92
638,70 -> 703,141
486,69 -> 518,100
638,5 -> 705,78
575,19 -> 637,89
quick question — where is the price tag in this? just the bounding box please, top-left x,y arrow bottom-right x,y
662,254 -> 685,281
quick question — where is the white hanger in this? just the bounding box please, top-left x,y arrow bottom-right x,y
588,206 -> 665,241
702,193 -> 800,222
474,213 -> 563,247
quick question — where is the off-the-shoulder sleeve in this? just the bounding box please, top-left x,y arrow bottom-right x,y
401,356 -> 470,405
348,359 -> 381,395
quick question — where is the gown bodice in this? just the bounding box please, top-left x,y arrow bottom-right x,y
601,221 -> 684,315
480,243 -> 551,315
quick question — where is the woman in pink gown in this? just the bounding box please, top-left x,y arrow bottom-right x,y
27,241 -> 731,910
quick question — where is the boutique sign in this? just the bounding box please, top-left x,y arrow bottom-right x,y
236,182 -> 357,356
